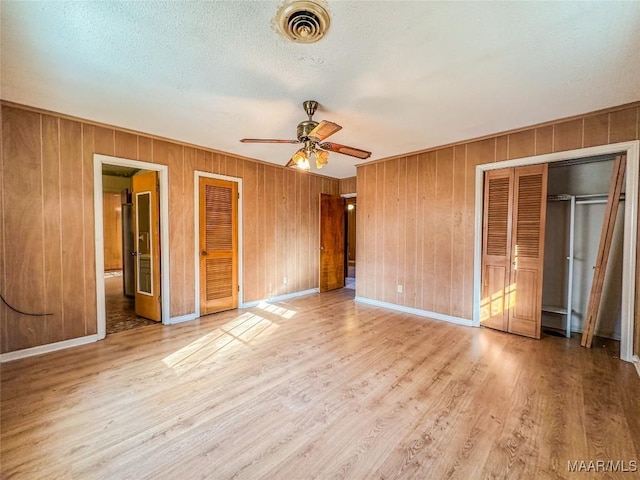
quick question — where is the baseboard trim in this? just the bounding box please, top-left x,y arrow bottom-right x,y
633,355 -> 640,378
166,313 -> 199,325
242,288 -> 319,308
0,335 -> 98,363
355,297 -> 473,327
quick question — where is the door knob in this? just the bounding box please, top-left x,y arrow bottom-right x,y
201,251 -> 208,256
131,251 -> 138,256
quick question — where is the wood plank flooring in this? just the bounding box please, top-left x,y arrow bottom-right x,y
1,289 -> 639,479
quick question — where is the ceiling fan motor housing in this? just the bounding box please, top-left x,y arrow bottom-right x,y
297,120 -> 318,140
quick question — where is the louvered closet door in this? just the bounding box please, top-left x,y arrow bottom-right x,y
481,164 -> 548,339
199,177 -> 238,315
508,164 -> 548,338
481,168 -> 514,332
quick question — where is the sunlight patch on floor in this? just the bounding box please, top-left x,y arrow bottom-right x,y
162,312 -> 280,373
256,302 -> 297,319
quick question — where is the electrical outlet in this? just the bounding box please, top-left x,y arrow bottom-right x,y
283,276 -> 288,285
397,285 -> 403,293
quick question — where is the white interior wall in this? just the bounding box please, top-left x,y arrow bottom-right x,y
542,158 -> 624,339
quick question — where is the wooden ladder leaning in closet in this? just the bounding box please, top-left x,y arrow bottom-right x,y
581,154 -> 626,348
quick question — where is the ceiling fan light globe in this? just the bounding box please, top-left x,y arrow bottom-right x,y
316,149 -> 329,165
291,149 -> 308,166
298,158 -> 311,170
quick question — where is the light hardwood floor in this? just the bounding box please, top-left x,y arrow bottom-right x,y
2,289 -> 639,479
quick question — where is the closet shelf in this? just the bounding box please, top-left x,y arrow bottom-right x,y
542,305 -> 568,315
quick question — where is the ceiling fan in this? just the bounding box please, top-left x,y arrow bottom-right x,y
240,100 -> 371,170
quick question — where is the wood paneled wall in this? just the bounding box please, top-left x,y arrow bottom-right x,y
357,103 -> 640,346
339,176 -> 357,195
0,104 -> 338,353
102,192 -> 123,271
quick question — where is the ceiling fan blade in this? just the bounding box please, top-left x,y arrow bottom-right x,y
319,142 -> 371,159
308,120 -> 342,141
240,138 -> 300,144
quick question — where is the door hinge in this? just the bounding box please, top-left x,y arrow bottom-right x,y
238,285 -> 240,292
158,295 -> 161,303
238,192 -> 240,199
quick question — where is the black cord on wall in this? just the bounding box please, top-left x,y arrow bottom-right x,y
0,293 -> 53,316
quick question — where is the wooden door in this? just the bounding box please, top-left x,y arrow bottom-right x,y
480,164 -> 548,339
319,193 -> 345,292
132,171 -> 161,322
480,168 -> 514,332
199,177 -> 238,315
508,164 -> 548,338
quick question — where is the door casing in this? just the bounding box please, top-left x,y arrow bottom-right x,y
194,172 -> 243,316
93,154 -> 170,339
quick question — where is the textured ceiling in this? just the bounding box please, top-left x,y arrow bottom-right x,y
2,1 -> 639,178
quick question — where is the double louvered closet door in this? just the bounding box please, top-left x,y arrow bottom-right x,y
199,177 -> 238,315
481,164 -> 548,338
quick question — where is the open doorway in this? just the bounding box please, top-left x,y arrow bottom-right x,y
94,155 -> 171,340
101,165 -> 160,334
345,197 -> 356,290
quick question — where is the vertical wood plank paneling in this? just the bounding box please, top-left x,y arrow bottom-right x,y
242,161 -> 257,302
303,173 -> 313,290
60,118 -> 86,338
102,192 -> 123,270
256,164 -> 266,297
339,176 -> 357,195
41,115 -> 64,344
0,107 -> 4,352
584,113 -> 609,147
421,152 -> 437,310
82,124 -> 97,335
396,158 -> 407,305
183,147 -> 196,314
465,139 -> 495,319
264,166 -> 277,297
155,140 -> 185,316
274,167 -> 285,297
94,127 -> 115,156
2,108 -> 45,352
496,136 -> 508,162
115,131 -> 138,160
451,146 -> 466,317
414,154 -> 426,309
404,156 -> 418,308
355,166 -> 366,297
508,130 -> 535,160
535,126 -> 554,155
224,155 -> 238,177
138,136 -> 152,163
310,175 -> 321,294
434,148 -> 453,313
553,119 -> 583,152
382,160 -> 398,304
196,149 -> 207,172
609,108 -> 638,143
374,164 -> 385,300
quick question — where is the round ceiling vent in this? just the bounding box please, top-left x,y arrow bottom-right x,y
276,1 -> 330,44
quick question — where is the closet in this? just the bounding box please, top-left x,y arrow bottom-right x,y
481,164 -> 548,339
541,156 -> 624,340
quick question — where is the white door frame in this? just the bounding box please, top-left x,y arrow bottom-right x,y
194,171 -> 244,316
94,154 -> 171,339
473,141 -> 639,362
